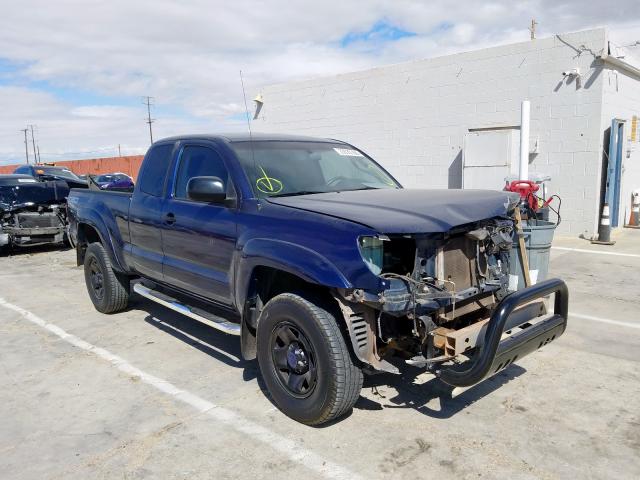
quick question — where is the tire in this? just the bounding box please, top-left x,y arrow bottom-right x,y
84,242 -> 130,313
256,293 -> 363,425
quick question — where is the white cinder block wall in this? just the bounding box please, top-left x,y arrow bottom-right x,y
254,28 -> 640,237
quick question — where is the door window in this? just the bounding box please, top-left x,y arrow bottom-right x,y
174,146 -> 229,200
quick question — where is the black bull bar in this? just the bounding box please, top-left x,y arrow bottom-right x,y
438,278 -> 569,387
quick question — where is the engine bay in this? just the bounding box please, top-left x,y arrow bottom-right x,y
341,217 -> 523,371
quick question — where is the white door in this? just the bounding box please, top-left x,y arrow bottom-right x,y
462,129 -> 519,190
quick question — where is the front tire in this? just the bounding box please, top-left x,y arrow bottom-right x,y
84,242 -> 130,313
256,293 -> 363,425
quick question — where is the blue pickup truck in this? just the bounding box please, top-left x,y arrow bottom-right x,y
68,133 -> 568,425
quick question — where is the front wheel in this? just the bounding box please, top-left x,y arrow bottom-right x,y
83,242 -> 130,313
256,293 -> 363,425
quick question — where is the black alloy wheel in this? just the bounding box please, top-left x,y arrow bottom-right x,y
88,256 -> 105,301
270,322 -> 318,397
83,242 -> 130,314
256,293 -> 363,425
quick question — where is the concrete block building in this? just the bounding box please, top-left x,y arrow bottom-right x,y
253,28 -> 640,237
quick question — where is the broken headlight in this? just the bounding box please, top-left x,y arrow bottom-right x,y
358,236 -> 384,275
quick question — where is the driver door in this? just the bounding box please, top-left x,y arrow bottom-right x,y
161,144 -> 237,305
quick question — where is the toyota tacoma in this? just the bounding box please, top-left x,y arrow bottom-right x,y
68,133 -> 568,425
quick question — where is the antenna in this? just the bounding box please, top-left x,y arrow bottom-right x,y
240,70 -> 258,195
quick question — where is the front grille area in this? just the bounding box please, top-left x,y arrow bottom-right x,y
16,212 -> 63,229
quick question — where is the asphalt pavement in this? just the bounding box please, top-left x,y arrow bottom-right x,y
1,230 -> 639,479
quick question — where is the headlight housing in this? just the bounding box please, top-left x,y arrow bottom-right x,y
358,236 -> 385,275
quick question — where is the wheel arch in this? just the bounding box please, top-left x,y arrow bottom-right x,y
238,264 -> 356,363
75,222 -> 126,272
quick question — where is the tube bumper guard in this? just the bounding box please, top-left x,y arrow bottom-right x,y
437,278 -> 568,387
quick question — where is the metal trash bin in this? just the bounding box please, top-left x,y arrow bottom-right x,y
508,220 -> 556,291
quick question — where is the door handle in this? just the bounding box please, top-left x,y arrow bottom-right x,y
164,212 -> 176,225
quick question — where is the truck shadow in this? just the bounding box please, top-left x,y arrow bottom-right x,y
357,364 -> 526,419
135,295 -> 525,422
138,300 -> 259,383
1,243 -> 71,257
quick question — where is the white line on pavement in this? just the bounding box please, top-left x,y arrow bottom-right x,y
570,312 -> 640,330
552,246 -> 640,258
0,297 -> 362,480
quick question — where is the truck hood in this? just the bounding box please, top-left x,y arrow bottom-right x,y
267,189 -> 519,233
0,181 -> 70,212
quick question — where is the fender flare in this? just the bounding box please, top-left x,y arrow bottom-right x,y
235,238 -> 351,310
76,217 -> 127,272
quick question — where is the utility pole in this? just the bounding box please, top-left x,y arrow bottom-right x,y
118,144 -> 122,157
143,96 -> 155,144
37,145 -> 41,163
29,125 -> 37,164
529,19 -> 538,40
20,128 -> 29,164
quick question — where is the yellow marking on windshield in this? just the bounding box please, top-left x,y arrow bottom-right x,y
256,166 -> 283,194
366,164 -> 396,186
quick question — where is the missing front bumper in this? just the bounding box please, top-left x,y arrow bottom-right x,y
436,278 -> 568,387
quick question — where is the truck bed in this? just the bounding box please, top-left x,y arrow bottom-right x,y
67,189 -> 132,249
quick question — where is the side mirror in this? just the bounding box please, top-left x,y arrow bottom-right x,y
187,176 -> 226,203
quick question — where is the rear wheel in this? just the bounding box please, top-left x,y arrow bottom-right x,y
256,293 -> 363,425
84,242 -> 129,313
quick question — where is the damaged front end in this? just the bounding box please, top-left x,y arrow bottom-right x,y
336,215 -> 568,386
0,179 -> 69,249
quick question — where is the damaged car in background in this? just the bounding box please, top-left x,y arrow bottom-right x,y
0,174 -> 70,252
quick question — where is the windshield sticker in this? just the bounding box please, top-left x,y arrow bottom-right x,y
333,148 -> 364,157
256,166 -> 283,194
17,178 -> 37,183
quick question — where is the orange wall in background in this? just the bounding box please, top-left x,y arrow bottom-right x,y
0,155 -> 145,180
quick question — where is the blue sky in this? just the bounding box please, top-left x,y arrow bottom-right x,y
340,20 -> 417,48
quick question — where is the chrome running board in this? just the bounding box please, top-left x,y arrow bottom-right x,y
133,283 -> 241,336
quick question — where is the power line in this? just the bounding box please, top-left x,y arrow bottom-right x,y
529,19 -> 538,40
20,128 -> 29,164
142,96 -> 155,144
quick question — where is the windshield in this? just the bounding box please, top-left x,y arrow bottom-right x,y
38,166 -> 80,181
231,141 -> 400,198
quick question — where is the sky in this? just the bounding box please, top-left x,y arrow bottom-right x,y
0,0 -> 639,165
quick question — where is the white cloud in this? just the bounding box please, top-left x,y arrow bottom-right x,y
0,0 -> 639,164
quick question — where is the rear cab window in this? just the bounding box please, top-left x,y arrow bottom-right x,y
138,144 -> 175,196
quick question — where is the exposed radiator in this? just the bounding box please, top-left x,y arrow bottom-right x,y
16,212 -> 63,229
442,235 -> 477,290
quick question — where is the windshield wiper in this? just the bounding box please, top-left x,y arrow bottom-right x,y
348,186 -> 383,191
269,190 -> 328,198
